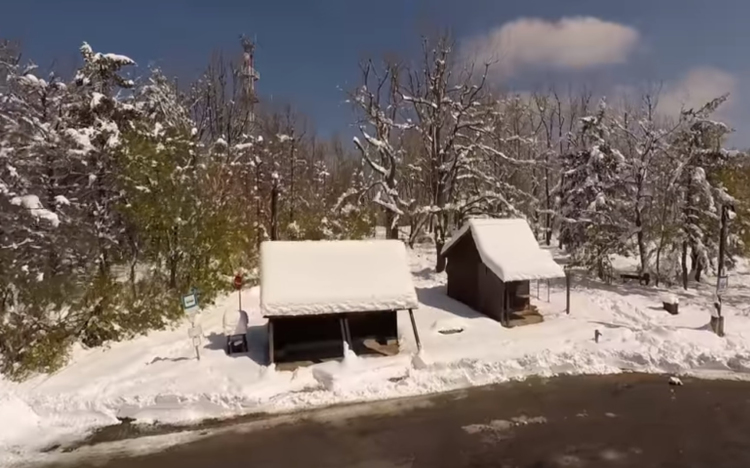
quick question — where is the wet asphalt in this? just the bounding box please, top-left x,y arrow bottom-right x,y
39,373 -> 750,468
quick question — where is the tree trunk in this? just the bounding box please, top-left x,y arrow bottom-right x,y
384,209 -> 398,240
289,142 -> 296,226
255,163 -> 263,250
434,179 -> 448,272
169,256 -> 178,290
635,210 -> 647,275
655,244 -> 662,288
544,165 -> 552,246
435,238 -> 447,272
693,248 -> 703,282
596,246 -> 605,281
270,179 -> 279,241
168,226 -> 179,289
696,261 -> 703,282
681,239 -> 688,290
682,176 -> 692,290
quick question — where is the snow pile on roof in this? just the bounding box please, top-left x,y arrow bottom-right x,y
260,240 -> 419,316
442,218 -> 565,281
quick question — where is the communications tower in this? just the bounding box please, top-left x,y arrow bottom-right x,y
240,35 -> 260,126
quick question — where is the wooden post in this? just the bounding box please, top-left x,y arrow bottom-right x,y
565,269 -> 571,315
547,279 -> 550,303
536,280 -> 540,300
408,309 -> 422,352
343,317 -> 353,347
190,315 -> 201,361
267,321 -> 274,365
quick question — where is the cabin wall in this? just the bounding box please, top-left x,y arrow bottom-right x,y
445,233 -> 535,322
478,264 -> 505,321
445,233 -> 481,310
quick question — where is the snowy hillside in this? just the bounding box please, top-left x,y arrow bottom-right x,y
3,245 -> 750,465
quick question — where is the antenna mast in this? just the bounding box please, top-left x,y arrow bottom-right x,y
240,34 -> 260,128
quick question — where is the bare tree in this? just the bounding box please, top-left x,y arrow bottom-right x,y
403,35 -> 489,270
349,59 -> 409,240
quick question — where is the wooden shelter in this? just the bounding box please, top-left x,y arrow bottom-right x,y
260,240 -> 421,365
441,218 -> 565,325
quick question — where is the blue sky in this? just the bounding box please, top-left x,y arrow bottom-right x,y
3,0 -> 749,145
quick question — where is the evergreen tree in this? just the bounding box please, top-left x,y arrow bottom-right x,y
558,100 -> 629,278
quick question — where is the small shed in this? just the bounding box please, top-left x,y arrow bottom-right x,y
260,239 -> 420,365
441,218 -> 565,325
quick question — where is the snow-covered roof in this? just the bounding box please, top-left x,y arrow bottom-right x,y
442,218 -> 565,282
260,240 -> 419,317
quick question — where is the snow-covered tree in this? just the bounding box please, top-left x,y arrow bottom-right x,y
463,95 -> 540,226
557,99 -> 629,278
613,93 -> 678,276
121,69 -> 244,317
0,47 -> 79,377
402,36 -> 490,270
64,43 -> 136,276
348,59 -> 411,240
669,95 -> 736,288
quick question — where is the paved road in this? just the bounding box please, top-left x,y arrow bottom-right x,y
46,374 -> 750,468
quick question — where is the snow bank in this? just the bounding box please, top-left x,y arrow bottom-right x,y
0,393 -> 42,446
4,244 -> 750,465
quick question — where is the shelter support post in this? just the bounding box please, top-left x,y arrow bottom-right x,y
340,318 -> 351,354
536,280 -> 540,300
344,317 -> 353,345
547,279 -> 550,303
267,321 -> 274,365
408,309 -> 422,352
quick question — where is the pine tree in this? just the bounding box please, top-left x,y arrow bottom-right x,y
558,99 -> 629,278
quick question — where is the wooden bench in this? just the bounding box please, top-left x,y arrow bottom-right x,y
620,272 -> 650,286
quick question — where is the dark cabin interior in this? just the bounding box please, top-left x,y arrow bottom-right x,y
268,310 -> 398,364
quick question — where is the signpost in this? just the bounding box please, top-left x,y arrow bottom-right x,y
718,275 -> 728,292
182,289 -> 201,360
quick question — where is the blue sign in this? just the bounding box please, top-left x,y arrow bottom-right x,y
182,292 -> 199,312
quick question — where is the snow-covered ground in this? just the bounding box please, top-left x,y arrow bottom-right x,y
3,245 -> 750,465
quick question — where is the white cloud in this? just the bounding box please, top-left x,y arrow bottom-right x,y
461,17 -> 640,78
658,67 -> 738,117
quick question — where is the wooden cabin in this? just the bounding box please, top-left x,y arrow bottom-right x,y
260,240 -> 420,365
441,218 -> 565,325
